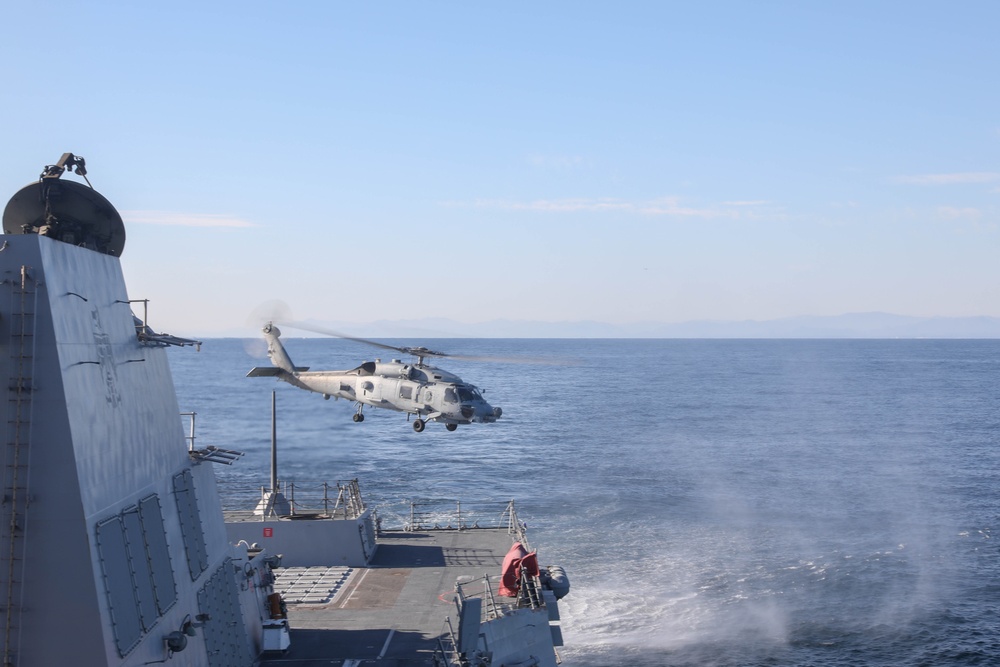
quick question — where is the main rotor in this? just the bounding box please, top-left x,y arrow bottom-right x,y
265,320 -> 497,367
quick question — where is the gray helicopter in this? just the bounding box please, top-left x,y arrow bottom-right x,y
247,322 -> 503,432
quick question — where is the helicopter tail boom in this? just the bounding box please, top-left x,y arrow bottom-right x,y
261,322 -> 298,374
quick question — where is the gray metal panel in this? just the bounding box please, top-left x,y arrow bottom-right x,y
359,515 -> 376,563
95,515 -> 143,656
457,597 -> 482,653
542,590 -> 560,621
122,506 -> 158,630
173,469 -> 209,580
198,559 -> 254,667
139,493 -> 177,614
550,624 -> 564,647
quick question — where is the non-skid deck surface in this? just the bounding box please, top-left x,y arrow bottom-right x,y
260,528 -> 514,666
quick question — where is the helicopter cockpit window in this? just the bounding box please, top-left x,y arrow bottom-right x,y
457,387 -> 480,402
444,387 -> 458,403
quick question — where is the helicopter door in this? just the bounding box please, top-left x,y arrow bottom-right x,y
418,387 -> 434,408
361,379 -> 381,401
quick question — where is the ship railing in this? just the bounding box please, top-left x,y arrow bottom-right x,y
277,479 -> 367,518
401,498 -> 526,541
455,569 -> 547,623
436,617 -> 461,667
219,479 -> 368,520
435,570 -> 548,664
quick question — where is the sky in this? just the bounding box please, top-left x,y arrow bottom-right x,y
1,2 -> 998,336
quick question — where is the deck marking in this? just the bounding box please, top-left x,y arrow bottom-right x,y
378,628 -> 395,659
340,568 -> 371,608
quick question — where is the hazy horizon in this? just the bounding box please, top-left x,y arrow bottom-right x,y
181,312 -> 1000,340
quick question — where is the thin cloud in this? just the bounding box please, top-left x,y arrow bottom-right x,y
527,154 -> 590,169
636,197 -> 737,218
896,172 -> 1000,185
937,206 -> 982,220
936,206 -> 997,232
494,198 -> 633,213
454,196 -> 764,219
123,210 -> 259,228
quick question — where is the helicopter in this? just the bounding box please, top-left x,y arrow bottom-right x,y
247,322 -> 503,432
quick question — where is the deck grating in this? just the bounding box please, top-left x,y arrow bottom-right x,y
274,566 -> 353,604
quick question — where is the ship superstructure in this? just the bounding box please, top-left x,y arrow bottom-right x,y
0,155 -> 569,667
0,155 -> 280,666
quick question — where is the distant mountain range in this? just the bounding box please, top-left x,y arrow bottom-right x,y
229,312 -> 1000,339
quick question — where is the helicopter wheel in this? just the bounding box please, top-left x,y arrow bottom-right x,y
412,419 -> 425,433
446,423 -> 458,432
353,413 -> 365,423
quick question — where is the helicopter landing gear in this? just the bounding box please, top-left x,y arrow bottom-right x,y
446,423 -> 458,432
352,413 -> 365,422
412,419 -> 425,432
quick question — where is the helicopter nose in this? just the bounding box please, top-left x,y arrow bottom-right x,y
493,407 -> 502,418
461,403 -> 499,423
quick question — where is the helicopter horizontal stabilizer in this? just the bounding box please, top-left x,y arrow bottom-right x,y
247,366 -> 310,377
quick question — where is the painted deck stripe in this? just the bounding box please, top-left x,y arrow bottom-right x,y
378,629 -> 395,659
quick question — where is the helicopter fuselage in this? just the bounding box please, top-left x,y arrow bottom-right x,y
248,324 -> 502,431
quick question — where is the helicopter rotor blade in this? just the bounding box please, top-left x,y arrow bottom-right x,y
247,299 -> 295,328
274,319 -> 414,356
265,316 -> 576,366
444,352 -> 577,365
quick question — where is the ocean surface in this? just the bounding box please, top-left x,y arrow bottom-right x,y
168,338 -> 1000,667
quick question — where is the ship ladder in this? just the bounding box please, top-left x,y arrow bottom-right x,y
519,569 -> 543,610
1,265 -> 39,667
433,616 -> 462,667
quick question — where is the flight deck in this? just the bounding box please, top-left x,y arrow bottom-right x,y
261,528 -> 518,666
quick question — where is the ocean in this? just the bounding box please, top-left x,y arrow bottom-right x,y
168,338 -> 1000,666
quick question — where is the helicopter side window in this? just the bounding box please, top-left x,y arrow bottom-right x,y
399,385 -> 413,400
444,387 -> 458,403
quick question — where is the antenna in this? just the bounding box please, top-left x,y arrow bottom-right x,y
271,391 -> 278,494
254,391 -> 291,516
2,153 -> 126,256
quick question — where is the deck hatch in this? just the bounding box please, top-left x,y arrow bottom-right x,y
138,494 -> 177,615
95,515 -> 143,657
122,506 -> 158,629
173,469 -> 209,580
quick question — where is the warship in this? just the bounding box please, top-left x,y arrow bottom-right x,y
0,154 -> 569,666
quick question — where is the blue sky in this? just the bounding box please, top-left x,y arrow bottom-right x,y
2,2 -> 998,336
